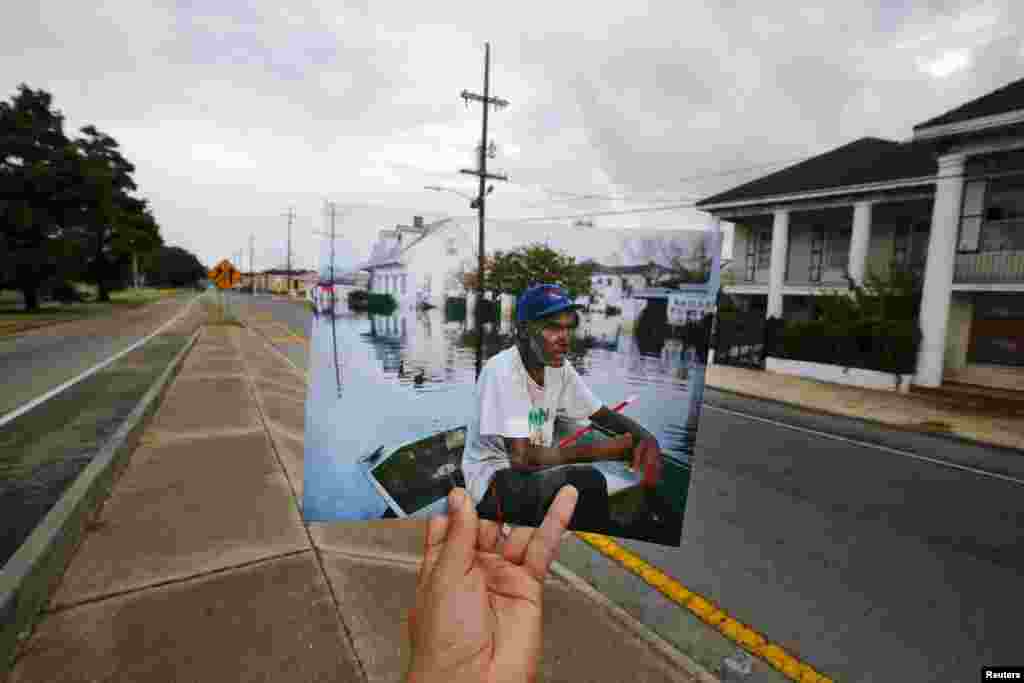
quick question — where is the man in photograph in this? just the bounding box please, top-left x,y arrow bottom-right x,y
462,283 -> 664,531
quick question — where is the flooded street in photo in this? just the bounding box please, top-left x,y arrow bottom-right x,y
303,301 -> 706,523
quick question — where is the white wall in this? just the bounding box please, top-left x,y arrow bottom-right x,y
766,357 -> 913,393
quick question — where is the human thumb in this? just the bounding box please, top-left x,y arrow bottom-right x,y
436,488 -> 478,579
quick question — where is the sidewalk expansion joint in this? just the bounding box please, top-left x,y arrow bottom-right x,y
143,426 -> 266,445
237,325 -> 369,683
173,372 -> 247,382
314,546 -> 422,570
252,377 -> 309,395
45,548 -> 314,616
254,388 -> 306,405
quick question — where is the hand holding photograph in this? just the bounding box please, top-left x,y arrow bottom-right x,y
303,212 -> 722,547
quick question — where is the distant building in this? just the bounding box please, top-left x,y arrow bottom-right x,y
253,269 -> 318,296
581,261 -> 676,310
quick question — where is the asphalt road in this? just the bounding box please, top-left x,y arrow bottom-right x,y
0,293 -> 197,418
229,292 -> 1024,682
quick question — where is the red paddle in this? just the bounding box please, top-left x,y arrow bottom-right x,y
490,395 -> 643,527
558,395 -> 638,447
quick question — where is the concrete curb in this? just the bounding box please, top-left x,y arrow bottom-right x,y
549,559 -> 721,683
0,327 -> 203,677
705,383 -> 1024,455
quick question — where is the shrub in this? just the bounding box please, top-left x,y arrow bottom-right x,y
771,270 -> 922,374
476,297 -> 499,322
445,297 -> 466,322
605,305 -> 622,316
53,281 -> 86,303
367,292 -> 397,314
347,289 -> 370,311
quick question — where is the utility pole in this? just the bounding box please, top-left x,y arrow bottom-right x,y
459,41 -> 509,378
314,201 -> 343,311
249,234 -> 255,294
329,202 -> 337,285
284,207 -> 296,293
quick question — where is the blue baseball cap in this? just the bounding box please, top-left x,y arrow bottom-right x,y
516,284 -> 582,324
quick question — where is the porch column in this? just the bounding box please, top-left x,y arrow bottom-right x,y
708,216 -> 723,296
767,209 -> 789,319
916,153 -> 966,388
848,201 -> 873,285
707,216 -> 723,366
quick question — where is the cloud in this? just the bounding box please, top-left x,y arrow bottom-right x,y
2,0 -> 1022,270
918,48 -> 973,77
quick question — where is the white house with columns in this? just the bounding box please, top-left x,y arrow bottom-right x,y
697,76 -> 1024,389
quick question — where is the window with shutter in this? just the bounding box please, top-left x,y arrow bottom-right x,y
756,229 -> 772,270
744,230 -> 757,281
809,226 -> 824,282
959,179 -> 986,253
827,227 -> 851,270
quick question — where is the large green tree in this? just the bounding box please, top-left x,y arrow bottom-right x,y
111,196 -> 163,288
467,243 -> 594,301
0,85 -> 85,310
73,125 -> 141,301
143,245 -> 206,287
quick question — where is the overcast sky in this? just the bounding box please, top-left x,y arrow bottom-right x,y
4,0 -> 1022,271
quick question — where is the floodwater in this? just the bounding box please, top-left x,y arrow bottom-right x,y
303,300 -> 707,522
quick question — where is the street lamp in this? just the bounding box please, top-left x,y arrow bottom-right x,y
425,184 -> 493,209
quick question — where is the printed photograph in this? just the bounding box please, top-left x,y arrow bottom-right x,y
302,210 -> 723,546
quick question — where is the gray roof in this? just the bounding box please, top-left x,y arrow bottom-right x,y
914,76 -> 1024,131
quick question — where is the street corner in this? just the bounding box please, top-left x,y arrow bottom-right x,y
49,430 -> 309,608
12,553 -> 360,683
317,551 -> 694,683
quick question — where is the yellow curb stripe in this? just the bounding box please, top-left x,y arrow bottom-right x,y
574,532 -> 833,683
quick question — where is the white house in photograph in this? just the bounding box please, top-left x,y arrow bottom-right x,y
697,76 -> 1024,389
361,215 -> 477,311
361,219 -> 711,315
584,263 -> 676,310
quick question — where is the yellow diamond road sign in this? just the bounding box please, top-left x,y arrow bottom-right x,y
209,260 -> 242,289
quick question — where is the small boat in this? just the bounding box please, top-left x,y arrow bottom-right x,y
358,417 -> 685,542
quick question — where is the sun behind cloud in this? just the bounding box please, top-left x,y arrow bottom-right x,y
917,48 -> 972,79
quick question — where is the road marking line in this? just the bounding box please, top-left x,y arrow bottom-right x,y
0,294 -> 202,429
703,403 -> 1024,487
575,532 -> 834,683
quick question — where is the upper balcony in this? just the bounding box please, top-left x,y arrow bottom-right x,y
955,250 -> 1024,283
954,218 -> 1024,284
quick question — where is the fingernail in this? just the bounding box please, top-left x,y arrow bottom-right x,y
448,488 -> 463,510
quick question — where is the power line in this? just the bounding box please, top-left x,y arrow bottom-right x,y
492,202 -> 698,223
489,164 -> 1024,224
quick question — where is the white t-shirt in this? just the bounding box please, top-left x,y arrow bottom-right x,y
462,345 -> 604,504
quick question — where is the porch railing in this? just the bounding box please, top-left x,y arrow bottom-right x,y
954,250 -> 1024,283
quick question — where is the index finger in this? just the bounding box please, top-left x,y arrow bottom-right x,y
418,513 -> 450,592
523,485 -> 578,582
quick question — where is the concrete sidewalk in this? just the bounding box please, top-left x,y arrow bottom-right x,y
7,323 -> 709,683
706,364 -> 1024,452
